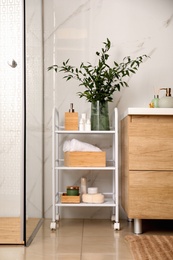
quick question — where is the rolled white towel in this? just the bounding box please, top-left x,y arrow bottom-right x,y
63,139 -> 102,152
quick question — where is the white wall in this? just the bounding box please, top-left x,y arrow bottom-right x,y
43,0 -> 173,218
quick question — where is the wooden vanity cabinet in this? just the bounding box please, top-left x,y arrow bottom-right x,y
121,114 -> 173,232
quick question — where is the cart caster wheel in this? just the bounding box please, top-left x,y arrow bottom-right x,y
56,214 -> 60,221
50,222 -> 57,230
111,215 -> 115,221
114,222 -> 120,230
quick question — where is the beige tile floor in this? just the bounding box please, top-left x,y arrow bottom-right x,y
0,218 -> 173,260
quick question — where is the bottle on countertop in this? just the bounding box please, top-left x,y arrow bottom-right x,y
151,95 -> 159,108
158,88 -> 173,108
149,87 -> 159,108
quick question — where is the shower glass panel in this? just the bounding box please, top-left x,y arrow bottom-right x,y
24,0 -> 43,245
0,0 -> 43,245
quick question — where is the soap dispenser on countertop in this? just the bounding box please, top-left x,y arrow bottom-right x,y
158,88 -> 173,108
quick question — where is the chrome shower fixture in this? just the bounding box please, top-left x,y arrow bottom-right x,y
8,59 -> 17,68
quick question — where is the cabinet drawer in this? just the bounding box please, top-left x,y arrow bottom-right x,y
128,171 -> 173,219
128,115 -> 173,170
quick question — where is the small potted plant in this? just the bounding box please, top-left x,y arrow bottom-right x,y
48,38 -> 147,130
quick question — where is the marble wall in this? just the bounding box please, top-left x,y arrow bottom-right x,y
44,0 -> 173,218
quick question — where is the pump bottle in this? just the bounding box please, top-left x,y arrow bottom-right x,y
158,88 -> 173,108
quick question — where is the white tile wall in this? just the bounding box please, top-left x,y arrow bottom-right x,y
0,0 -> 43,220
0,0 -> 23,217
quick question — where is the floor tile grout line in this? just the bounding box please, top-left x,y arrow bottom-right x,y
80,219 -> 85,260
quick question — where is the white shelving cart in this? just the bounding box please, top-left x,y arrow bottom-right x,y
50,107 -> 120,231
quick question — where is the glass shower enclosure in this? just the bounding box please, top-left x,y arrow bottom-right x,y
0,0 -> 43,245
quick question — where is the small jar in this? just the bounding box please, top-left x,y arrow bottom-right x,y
88,187 -> 98,194
67,186 -> 79,196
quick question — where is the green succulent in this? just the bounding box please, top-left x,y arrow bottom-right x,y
48,38 -> 147,103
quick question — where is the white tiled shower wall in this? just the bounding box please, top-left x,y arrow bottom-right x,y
0,0 -> 23,216
0,0 -> 43,220
43,0 -> 173,218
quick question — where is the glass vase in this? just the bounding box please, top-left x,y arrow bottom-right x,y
91,101 -> 110,130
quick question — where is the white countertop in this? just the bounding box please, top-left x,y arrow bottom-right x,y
121,107 -> 173,119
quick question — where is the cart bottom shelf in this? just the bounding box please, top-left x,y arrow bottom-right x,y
55,198 -> 117,207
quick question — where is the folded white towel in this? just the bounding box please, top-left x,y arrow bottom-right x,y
63,139 -> 102,152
